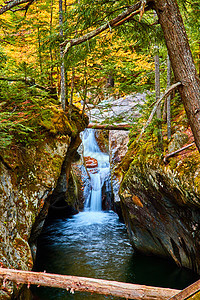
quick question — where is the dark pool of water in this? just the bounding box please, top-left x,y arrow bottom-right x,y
31,211 -> 199,299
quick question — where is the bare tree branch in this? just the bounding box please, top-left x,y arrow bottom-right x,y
0,0 -> 35,15
139,0 -> 146,21
61,1 -> 149,54
0,77 -> 56,93
137,81 -> 182,141
163,142 -> 195,163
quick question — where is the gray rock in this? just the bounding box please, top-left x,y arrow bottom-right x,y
86,93 -> 146,124
168,131 -> 189,153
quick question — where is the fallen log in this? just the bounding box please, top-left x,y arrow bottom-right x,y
0,268 -> 180,299
169,279 -> 200,299
87,123 -> 132,130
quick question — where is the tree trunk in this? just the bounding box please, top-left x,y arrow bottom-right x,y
59,0 -> 66,111
166,54 -> 172,140
69,67 -> 75,120
199,41 -> 200,78
82,60 -> 88,120
37,27 -> 43,77
154,0 -> 200,152
154,44 -> 163,148
58,0 -> 200,150
154,52 -> 160,108
49,0 -> 54,86
0,268 -> 180,299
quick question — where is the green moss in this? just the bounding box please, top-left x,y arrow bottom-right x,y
119,103 -> 200,208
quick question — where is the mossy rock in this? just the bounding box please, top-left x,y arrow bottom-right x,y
168,131 -> 189,152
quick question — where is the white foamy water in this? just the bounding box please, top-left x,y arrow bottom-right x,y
81,129 -> 110,211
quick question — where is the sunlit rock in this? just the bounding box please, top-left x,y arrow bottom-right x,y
86,93 -> 146,124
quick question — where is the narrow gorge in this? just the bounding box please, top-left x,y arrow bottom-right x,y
31,127 -> 199,300
1,0 -> 200,298
1,93 -> 200,299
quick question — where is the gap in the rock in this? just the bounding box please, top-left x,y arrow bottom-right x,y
31,129 -> 198,300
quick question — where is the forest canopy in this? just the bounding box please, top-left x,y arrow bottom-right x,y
0,0 -> 199,150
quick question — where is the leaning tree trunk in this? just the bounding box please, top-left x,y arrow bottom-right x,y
154,45 -> 163,148
167,54 -> 171,140
154,0 -> 200,152
59,0 -> 66,111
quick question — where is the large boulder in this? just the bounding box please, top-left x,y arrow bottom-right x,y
119,137 -> 200,273
86,93 -> 146,124
0,138 -> 70,299
0,107 -> 88,299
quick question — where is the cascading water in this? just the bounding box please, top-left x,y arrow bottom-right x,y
81,129 -> 110,211
87,173 -> 102,211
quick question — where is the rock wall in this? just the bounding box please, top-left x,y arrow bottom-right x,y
109,130 -> 129,204
118,139 -> 200,274
0,108 -> 88,299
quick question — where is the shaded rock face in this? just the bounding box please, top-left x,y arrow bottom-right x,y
120,155 -> 200,274
0,105 -> 88,299
45,135 -> 85,220
0,136 -> 72,299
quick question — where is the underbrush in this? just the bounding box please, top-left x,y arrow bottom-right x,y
0,81 -> 87,149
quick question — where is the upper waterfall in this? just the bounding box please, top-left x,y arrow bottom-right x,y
81,129 -> 110,211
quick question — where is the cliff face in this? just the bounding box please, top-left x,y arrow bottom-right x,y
0,107 -> 87,299
118,137 -> 200,274
109,130 -> 129,204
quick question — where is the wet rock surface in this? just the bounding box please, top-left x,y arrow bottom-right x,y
84,156 -> 98,168
119,147 -> 200,274
0,137 -> 71,298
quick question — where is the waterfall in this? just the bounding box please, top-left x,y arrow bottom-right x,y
89,173 -> 102,211
81,129 -> 110,211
